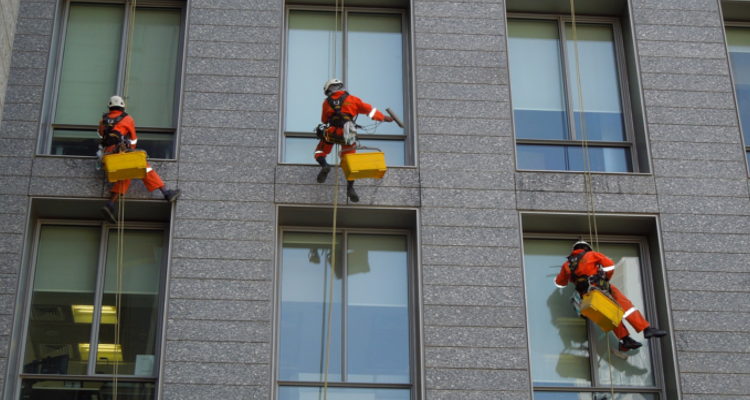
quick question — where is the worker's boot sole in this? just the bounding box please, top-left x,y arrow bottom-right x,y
102,206 -> 117,224
317,165 -> 331,183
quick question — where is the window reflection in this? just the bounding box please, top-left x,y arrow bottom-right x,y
523,239 -> 656,390
279,231 -> 411,391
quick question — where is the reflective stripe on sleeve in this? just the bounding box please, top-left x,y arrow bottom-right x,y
368,108 -> 377,118
623,307 -> 637,318
601,265 -> 614,272
130,139 -> 138,144
555,282 -> 567,288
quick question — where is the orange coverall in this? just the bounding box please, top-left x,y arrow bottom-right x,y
98,110 -> 164,195
555,249 -> 650,340
314,91 -> 386,161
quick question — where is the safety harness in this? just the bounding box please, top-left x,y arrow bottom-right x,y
100,112 -> 129,147
326,93 -> 353,128
568,250 -> 612,295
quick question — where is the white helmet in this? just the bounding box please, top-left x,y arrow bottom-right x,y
108,95 -> 125,108
323,78 -> 344,95
573,241 -> 591,251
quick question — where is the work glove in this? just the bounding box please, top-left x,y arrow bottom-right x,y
383,116 -> 394,123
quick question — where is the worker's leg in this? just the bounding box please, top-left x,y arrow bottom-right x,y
341,144 -> 358,202
610,285 -> 650,333
102,179 -> 131,224
142,164 -> 181,202
315,140 -> 334,183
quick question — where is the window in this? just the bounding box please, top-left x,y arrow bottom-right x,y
522,237 -> 665,399
43,0 -> 184,159
726,25 -> 750,165
282,7 -> 410,166
508,16 -> 636,172
19,222 -> 167,399
277,229 -> 413,400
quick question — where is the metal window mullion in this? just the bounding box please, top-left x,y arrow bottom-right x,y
610,19 -> 639,173
637,241 -> 666,394
558,17 -> 577,142
87,224 -> 110,376
400,10 -> 411,166
341,231 -> 348,382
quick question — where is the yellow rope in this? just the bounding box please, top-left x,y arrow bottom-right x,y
113,191 -> 125,400
569,1 -> 611,398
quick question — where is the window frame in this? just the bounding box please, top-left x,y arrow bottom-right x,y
279,5 -> 414,166
273,226 -> 418,399
507,13 -> 640,173
520,233 -> 666,399
13,219 -> 170,398
722,20 -> 750,173
38,0 -> 188,160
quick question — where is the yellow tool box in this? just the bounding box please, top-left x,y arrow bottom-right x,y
580,289 -> 624,332
341,152 -> 387,180
102,150 -> 148,182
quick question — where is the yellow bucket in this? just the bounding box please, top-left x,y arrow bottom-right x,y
102,151 -> 148,182
341,152 -> 387,180
580,289 -> 624,332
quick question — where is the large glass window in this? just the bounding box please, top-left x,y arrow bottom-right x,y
45,1 -> 184,159
726,26 -> 750,166
278,230 -> 412,399
508,17 -> 634,172
283,8 -> 409,166
20,223 -> 166,398
522,238 -> 664,399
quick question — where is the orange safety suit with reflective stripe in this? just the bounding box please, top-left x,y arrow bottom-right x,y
314,91 -> 386,164
556,249 -> 650,339
98,110 -> 164,195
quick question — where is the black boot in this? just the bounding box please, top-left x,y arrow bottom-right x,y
316,156 -> 331,183
643,326 -> 667,338
619,335 -> 642,352
346,181 -> 359,202
102,205 -> 117,224
163,189 -> 181,203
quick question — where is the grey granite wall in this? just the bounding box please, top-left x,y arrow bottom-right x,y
0,0 -> 53,395
633,0 -> 750,398
160,0 -> 282,397
0,0 -> 20,130
414,0 -> 530,399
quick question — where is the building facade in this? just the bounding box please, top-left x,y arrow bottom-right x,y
0,0 -> 748,399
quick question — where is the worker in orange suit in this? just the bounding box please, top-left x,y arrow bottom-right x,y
315,78 -> 394,202
98,95 -> 180,224
555,241 -> 667,352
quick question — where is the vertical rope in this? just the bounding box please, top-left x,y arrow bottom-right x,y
322,145 -> 341,400
569,0 -> 599,252
113,192 -> 125,400
122,0 -> 137,104
569,1 -> 611,398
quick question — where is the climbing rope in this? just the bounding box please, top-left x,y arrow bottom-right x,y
113,192 -> 126,400
569,0 -> 613,398
322,145 -> 341,400
112,1 -> 137,396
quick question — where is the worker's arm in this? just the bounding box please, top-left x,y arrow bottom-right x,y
353,97 -> 389,122
592,251 -> 616,280
97,120 -> 105,137
555,263 -> 570,288
321,100 -> 332,123
122,116 -> 138,149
